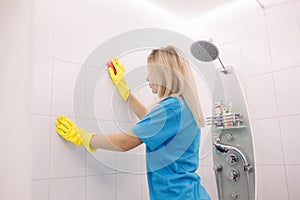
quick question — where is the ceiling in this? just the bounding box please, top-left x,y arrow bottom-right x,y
150,0 -> 236,18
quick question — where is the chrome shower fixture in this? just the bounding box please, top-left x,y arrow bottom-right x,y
190,40 -> 229,74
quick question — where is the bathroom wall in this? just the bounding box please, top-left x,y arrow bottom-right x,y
31,0 -> 300,200
180,0 -> 300,199
31,0 -> 211,200
0,0 -> 32,199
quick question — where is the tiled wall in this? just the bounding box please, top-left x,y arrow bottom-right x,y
188,0 -> 300,199
32,0 -> 300,200
31,1 -> 153,200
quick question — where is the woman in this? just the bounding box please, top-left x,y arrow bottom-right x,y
56,46 -> 211,200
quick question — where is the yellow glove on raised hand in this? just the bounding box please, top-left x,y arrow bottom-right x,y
107,58 -> 130,101
55,116 -> 97,153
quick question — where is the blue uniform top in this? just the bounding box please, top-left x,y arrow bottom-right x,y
131,96 -> 211,200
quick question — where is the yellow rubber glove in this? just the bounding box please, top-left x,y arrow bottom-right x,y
107,58 -> 130,101
55,116 -> 97,153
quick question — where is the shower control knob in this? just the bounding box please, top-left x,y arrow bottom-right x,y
226,154 -> 238,166
225,133 -> 233,142
229,192 -> 239,200
226,168 -> 240,182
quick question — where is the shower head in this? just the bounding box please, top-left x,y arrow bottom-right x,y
190,40 -> 219,62
191,40 -> 229,73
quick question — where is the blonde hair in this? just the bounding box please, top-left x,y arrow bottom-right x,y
147,46 -> 206,127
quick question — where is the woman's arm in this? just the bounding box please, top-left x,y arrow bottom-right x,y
127,93 -> 148,119
90,131 -> 143,152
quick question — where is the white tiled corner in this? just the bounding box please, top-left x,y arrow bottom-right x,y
238,8 -> 266,38
240,31 -> 272,78
54,5 -> 86,64
256,166 -> 289,200
268,21 -> 300,71
52,59 -> 81,118
32,116 -> 51,180
50,117 -> 85,178
85,120 -> 117,175
265,1 -> 298,29
32,55 -> 52,115
273,67 -> 300,116
219,41 -> 244,79
116,173 -> 142,200
244,74 -> 278,120
279,115 -> 300,165
86,174 -> 116,200
251,118 -> 284,165
33,0 -> 54,56
32,180 -> 49,200
50,177 -> 85,200
286,165 -> 300,200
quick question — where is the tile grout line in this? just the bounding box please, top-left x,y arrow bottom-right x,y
263,8 -> 291,200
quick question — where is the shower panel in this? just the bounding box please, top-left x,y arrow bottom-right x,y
208,67 -> 256,200
191,40 -> 256,200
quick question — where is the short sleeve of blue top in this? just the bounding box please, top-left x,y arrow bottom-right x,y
131,97 -> 211,200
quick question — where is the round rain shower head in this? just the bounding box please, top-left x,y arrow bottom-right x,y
191,40 -> 219,62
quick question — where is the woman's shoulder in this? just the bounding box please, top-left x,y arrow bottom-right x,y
160,96 -> 185,110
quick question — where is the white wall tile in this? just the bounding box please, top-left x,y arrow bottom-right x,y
86,174 -> 116,200
238,9 -> 266,38
256,166 -> 288,200
268,22 -> 300,70
54,6 -> 86,64
52,59 -> 80,118
219,41 -> 244,79
86,1 -> 140,32
265,1 -> 298,29
240,31 -> 272,78
55,0 -> 86,14
245,74 -> 278,120
86,18 -> 120,57
116,173 -> 142,200
32,116 -> 51,180
199,126 -> 213,167
259,0 -> 295,7
273,67 -> 300,116
32,180 -> 49,200
201,166 -> 217,200
93,66 -> 133,122
280,115 -> 300,164
33,0 -> 54,56
141,174 -> 150,200
213,17 -> 239,45
251,118 -> 284,165
86,152 -> 116,176
286,165 -> 300,200
50,117 -> 85,178
85,120 -> 117,175
50,177 -> 85,200
32,55 -> 52,115
296,0 -> 300,20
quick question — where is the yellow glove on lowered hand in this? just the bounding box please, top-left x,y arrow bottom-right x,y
107,58 -> 130,101
55,116 -> 97,153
